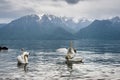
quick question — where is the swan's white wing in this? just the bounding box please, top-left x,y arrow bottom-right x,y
56,48 -> 68,54
67,58 -> 83,63
17,55 -> 25,63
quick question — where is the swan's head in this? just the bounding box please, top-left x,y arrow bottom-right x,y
23,52 -> 30,57
68,48 -> 76,53
74,49 -> 76,53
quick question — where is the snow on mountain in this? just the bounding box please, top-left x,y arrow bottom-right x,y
110,16 -> 120,23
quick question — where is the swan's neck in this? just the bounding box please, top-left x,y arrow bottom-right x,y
24,55 -> 28,63
69,48 -> 75,54
70,41 -> 73,48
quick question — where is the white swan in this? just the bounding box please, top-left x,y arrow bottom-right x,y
65,41 -> 76,60
17,51 -> 30,64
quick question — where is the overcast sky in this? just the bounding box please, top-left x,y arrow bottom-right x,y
0,0 -> 120,23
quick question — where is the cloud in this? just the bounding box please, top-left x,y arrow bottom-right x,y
65,0 -> 81,4
53,0 -> 83,4
0,0 -> 120,23
0,0 -> 35,22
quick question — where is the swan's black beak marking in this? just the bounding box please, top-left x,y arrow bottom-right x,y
25,55 -> 28,58
74,49 -> 77,53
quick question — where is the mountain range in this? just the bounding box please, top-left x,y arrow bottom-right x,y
0,14 -> 120,40
76,16 -> 120,39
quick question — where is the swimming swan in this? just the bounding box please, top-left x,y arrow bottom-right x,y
65,41 -> 76,60
17,51 -> 30,64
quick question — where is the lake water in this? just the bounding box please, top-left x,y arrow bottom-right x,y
0,40 -> 120,80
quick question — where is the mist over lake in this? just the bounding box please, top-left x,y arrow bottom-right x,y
0,40 -> 120,80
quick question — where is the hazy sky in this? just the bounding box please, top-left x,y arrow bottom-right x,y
0,0 -> 120,23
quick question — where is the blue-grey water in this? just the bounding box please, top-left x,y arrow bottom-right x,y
0,40 -> 120,80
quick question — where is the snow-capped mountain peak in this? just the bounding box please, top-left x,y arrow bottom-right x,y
110,16 -> 120,23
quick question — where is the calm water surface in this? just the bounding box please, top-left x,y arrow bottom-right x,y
0,40 -> 120,80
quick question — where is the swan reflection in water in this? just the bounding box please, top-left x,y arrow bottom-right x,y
66,61 -> 73,70
64,61 -> 84,80
64,61 -> 73,80
17,63 -> 28,72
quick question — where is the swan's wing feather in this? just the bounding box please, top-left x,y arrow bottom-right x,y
56,48 -> 68,53
17,55 -> 24,63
